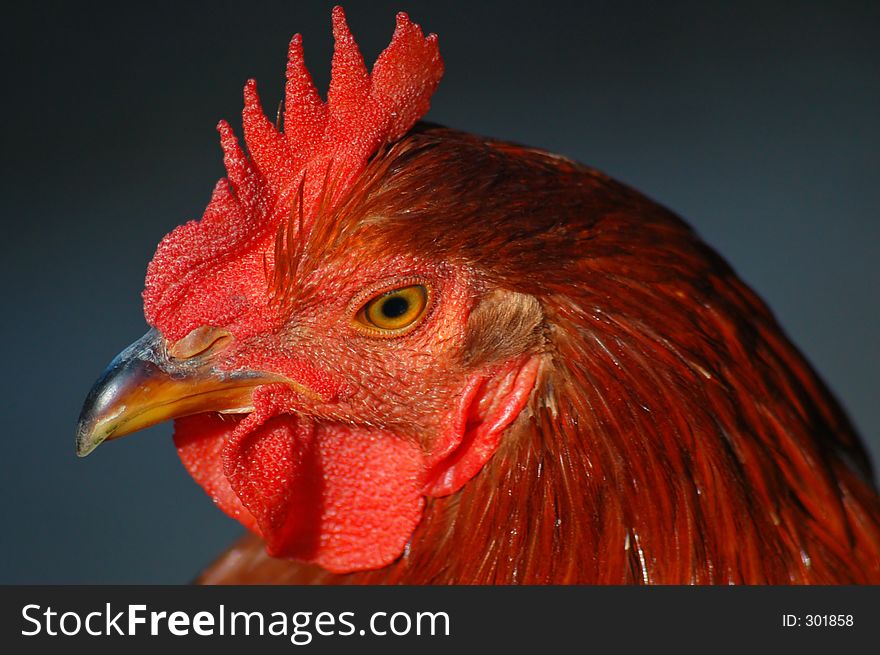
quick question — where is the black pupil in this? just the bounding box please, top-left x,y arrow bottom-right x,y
381,295 -> 410,319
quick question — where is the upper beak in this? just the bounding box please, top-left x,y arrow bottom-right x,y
75,327 -> 282,457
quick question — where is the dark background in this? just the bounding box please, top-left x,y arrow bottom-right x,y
2,1 -> 877,583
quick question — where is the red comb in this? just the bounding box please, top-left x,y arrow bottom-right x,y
144,6 -> 443,333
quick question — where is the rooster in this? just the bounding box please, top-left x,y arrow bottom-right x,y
76,7 -> 880,584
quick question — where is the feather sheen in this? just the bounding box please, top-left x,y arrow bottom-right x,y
197,128 -> 880,584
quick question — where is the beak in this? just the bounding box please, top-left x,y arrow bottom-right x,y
75,327 -> 281,457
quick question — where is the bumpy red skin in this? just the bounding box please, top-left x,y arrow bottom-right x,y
163,256 -> 536,573
142,9 -> 538,573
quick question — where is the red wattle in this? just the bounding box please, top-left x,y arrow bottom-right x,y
173,413 -> 260,534
175,359 -> 541,573
175,401 -> 426,574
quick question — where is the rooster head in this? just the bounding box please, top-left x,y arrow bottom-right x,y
75,7 -> 544,574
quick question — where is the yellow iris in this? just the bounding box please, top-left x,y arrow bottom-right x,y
356,285 -> 428,333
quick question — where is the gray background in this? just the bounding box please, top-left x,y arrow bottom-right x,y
2,1 -> 877,583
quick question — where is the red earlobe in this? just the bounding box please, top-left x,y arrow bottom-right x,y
424,357 -> 542,496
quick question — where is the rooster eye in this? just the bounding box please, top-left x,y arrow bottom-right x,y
355,285 -> 429,334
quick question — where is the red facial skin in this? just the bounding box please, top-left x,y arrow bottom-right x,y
156,253 -> 537,573
139,8 -> 477,573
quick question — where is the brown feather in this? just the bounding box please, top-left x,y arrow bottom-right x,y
198,126 -> 880,584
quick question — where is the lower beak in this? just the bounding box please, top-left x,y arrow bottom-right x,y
75,328 -> 280,457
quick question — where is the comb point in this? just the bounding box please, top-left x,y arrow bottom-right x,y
145,7 -> 444,320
